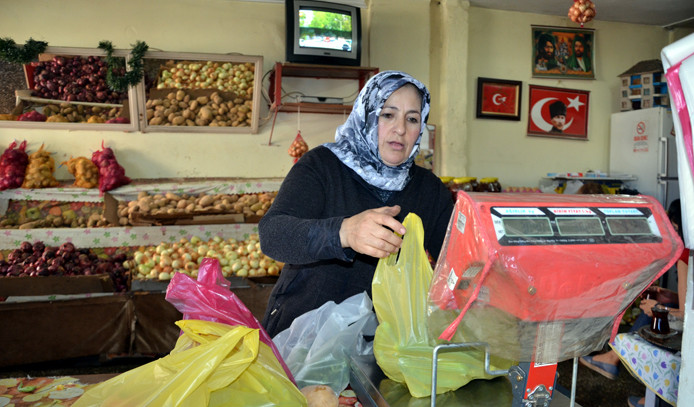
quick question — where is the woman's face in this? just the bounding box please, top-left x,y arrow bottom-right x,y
377,84 -> 422,167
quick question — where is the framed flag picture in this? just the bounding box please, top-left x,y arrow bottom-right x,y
527,85 -> 590,140
476,77 -> 522,121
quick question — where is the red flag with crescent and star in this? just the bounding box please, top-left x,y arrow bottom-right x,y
527,85 -> 590,139
480,82 -> 519,116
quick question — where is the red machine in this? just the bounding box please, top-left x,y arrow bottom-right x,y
428,192 -> 683,405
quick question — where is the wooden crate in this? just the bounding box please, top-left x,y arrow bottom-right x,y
139,51 -> 263,134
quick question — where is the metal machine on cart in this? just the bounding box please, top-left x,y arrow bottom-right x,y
427,192 -> 683,407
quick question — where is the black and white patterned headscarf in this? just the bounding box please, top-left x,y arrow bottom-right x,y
324,71 -> 430,191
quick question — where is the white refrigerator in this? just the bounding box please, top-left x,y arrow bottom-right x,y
609,107 -> 680,210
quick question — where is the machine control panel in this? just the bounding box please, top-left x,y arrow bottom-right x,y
491,206 -> 661,246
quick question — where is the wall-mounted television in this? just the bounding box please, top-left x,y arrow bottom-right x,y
285,0 -> 362,66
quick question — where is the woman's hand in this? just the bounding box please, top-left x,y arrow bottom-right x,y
339,205 -> 406,258
639,298 -> 658,317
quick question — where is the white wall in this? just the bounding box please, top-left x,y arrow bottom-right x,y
0,0 -> 346,180
462,8 -> 691,187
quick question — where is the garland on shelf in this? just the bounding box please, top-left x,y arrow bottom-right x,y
0,38 -> 48,64
98,40 -> 149,92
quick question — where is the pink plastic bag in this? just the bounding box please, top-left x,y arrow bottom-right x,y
165,258 -> 295,384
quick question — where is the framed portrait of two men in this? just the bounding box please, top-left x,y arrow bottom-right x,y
532,25 -> 595,79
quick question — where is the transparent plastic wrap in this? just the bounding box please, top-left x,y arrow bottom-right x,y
272,292 -> 377,395
428,192 -> 684,363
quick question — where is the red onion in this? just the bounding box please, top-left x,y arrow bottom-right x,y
91,141 -> 131,194
0,140 -> 29,190
18,111 -> 47,122
31,56 -> 126,103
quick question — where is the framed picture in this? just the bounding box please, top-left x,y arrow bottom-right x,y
476,77 -> 522,121
532,25 -> 595,79
527,85 -> 590,140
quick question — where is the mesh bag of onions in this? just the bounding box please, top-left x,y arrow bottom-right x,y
91,141 -> 131,194
0,140 -> 29,190
21,144 -> 60,189
62,156 -> 99,188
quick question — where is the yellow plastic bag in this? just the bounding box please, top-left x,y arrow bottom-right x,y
74,319 -> 306,407
372,213 -> 512,398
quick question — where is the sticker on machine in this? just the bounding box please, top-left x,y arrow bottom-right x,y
456,212 -> 466,234
548,207 -> 594,215
446,267 -> 459,292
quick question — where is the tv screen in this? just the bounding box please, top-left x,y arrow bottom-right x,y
286,0 -> 362,66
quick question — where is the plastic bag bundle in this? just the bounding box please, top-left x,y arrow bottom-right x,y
0,140 -> 29,190
62,156 -> 99,188
73,320 -> 306,407
165,258 -> 294,383
372,213 -> 513,398
91,140 -> 131,194
21,144 -> 59,189
272,292 -> 378,394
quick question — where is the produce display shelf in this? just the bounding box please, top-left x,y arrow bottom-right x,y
0,177 -> 284,203
15,89 -> 124,108
0,223 -> 259,250
131,275 -> 277,292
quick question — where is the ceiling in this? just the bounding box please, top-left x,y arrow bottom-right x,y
467,0 -> 694,29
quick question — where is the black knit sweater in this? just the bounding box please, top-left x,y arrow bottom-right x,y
259,146 -> 454,337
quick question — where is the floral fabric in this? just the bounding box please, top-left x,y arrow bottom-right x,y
611,332 -> 680,406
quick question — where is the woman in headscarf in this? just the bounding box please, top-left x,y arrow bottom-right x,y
259,71 -> 454,337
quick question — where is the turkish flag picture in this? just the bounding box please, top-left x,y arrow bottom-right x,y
476,78 -> 522,121
527,85 -> 590,139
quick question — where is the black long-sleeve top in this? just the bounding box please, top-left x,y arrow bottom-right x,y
259,146 -> 454,337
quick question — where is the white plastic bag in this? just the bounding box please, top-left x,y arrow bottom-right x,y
272,292 -> 378,394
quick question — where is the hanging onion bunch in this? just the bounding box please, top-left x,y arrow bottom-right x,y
91,141 -> 131,194
62,156 -> 99,188
0,141 -> 29,190
568,0 -> 596,26
288,132 -> 309,163
21,144 -> 59,189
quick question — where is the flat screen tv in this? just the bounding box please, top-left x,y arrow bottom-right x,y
286,0 -> 362,66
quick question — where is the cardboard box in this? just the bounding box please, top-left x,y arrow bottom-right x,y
0,284 -> 274,368
131,292 -> 182,355
0,295 -> 131,367
0,274 -> 114,297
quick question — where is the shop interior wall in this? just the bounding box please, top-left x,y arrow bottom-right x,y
2,0 -> 693,187
463,8 -> 694,188
0,0 -> 432,181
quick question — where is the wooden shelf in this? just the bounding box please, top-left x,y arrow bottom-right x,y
277,62 -> 379,81
266,62 -> 379,144
277,102 -> 351,115
542,175 -> 637,181
269,62 -> 378,115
